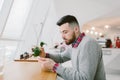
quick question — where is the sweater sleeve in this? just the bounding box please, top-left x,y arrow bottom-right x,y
48,47 -> 71,63
55,39 -> 104,80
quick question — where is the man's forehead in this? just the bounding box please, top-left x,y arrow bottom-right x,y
59,25 -> 73,33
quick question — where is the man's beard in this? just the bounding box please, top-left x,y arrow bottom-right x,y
64,33 -> 76,45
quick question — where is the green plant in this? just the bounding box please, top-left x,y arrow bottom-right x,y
40,42 -> 46,47
32,47 -> 41,57
32,42 -> 46,57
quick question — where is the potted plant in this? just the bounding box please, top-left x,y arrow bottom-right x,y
32,42 -> 46,57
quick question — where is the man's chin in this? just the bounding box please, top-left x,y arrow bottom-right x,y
65,41 -> 71,45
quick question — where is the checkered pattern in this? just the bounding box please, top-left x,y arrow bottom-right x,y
53,63 -> 59,73
72,33 -> 85,48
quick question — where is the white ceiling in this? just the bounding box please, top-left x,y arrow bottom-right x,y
54,0 -> 120,37
54,0 -> 120,24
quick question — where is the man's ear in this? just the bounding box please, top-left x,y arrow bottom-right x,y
74,26 -> 79,32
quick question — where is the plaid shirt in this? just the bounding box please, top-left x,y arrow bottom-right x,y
72,33 -> 85,48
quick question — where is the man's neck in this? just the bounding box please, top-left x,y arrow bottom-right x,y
75,32 -> 81,39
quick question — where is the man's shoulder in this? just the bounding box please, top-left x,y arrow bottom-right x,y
83,36 -> 95,42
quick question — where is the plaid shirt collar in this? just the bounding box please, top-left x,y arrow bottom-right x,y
72,33 -> 85,48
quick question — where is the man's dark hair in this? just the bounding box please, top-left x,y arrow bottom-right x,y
57,15 -> 79,27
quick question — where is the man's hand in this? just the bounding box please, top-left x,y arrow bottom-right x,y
38,58 -> 56,71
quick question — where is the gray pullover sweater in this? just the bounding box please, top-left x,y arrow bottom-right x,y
49,36 -> 106,80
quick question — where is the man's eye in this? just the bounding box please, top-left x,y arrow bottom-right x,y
63,31 -> 67,34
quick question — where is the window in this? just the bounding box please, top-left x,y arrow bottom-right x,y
0,0 -> 4,12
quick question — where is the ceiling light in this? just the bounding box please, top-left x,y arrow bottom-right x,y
86,30 -> 89,33
95,32 -> 98,35
99,33 -> 102,36
105,25 -> 109,29
90,31 -> 93,34
91,27 -> 95,30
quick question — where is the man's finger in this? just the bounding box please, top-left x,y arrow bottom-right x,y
38,57 -> 47,61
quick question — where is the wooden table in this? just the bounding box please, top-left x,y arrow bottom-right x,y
2,61 -> 57,80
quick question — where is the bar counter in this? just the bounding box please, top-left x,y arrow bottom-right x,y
2,61 -> 57,80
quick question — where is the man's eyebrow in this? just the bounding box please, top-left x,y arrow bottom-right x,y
62,30 -> 67,32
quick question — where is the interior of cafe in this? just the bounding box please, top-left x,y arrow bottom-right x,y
0,0 -> 120,80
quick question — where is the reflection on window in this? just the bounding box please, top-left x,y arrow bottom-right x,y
2,0 -> 33,39
0,0 -> 4,12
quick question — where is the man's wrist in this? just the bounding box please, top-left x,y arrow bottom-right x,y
53,63 -> 59,73
45,53 -> 50,58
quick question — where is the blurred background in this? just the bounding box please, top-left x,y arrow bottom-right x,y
0,0 -> 120,79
